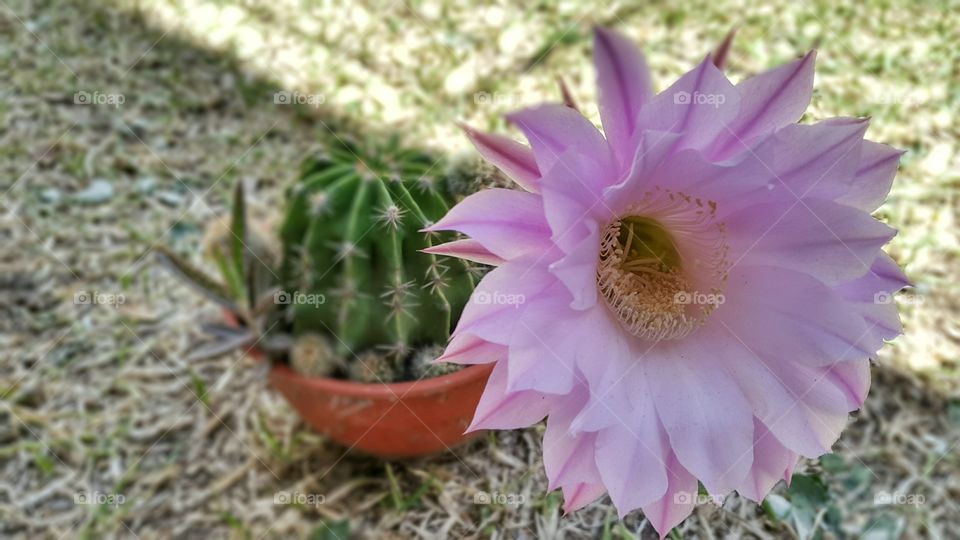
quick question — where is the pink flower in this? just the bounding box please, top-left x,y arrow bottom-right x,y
427,27 -> 906,536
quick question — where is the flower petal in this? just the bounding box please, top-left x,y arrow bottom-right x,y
506,294 -> 580,395
459,122 -> 541,192
539,150 -> 615,253
508,301 -> 622,395
563,482 -> 607,513
708,51 -> 816,160
543,388 -> 603,499
706,319 -> 852,457
425,188 -> 552,260
548,221 -> 600,309
717,265 -> 881,365
647,338 -> 755,495
422,238 -> 505,266
593,26 -> 654,169
737,418 -> 798,502
507,104 -> 616,178
822,359 -> 871,411
726,197 -> 896,285
635,56 -> 741,153
602,129 -> 685,214
640,451 -> 699,539
435,332 -> 504,365
750,118 -> 868,198
467,361 -> 552,432
836,252 -> 908,342
454,257 -> 558,345
835,141 -> 904,211
595,380 -> 670,516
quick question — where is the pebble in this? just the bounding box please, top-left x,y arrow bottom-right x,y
74,179 -> 114,204
39,188 -> 61,203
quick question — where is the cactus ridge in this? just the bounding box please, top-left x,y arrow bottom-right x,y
279,136 -> 475,364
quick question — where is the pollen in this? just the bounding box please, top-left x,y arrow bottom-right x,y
597,187 -> 729,341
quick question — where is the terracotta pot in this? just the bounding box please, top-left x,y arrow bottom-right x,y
231,314 -> 492,458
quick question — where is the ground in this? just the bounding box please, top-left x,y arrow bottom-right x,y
1,0 -> 959,538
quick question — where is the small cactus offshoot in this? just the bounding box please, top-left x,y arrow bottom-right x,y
278,136 -> 476,371
290,333 -> 340,377
154,182 -> 286,361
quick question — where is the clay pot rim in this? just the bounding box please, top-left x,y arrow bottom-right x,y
269,361 -> 493,400
227,310 -> 492,399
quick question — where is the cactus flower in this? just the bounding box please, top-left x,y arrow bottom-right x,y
429,27 -> 906,536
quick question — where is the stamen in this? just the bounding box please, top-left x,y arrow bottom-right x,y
597,187 -> 729,341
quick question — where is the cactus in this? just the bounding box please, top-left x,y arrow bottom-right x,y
278,135 -> 476,366
290,332 -> 340,377
155,134 -> 480,380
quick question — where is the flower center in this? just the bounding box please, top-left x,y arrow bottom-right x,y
597,188 -> 729,341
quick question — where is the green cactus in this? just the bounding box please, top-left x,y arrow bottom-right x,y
278,135 -> 476,365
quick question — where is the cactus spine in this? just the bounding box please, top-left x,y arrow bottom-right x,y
279,136 -> 475,367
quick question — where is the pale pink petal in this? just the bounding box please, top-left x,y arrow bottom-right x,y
422,238 -> 505,266
543,388 -> 603,495
647,338 -> 755,495
593,26 -> 654,169
635,56 -> 741,153
706,319 -> 852,457
835,141 -> 904,211
595,380 -> 670,515
563,482 -> 607,513
506,293 -> 580,395
602,129 -> 684,215
567,311 -> 636,434
548,222 -> 600,309
822,359 -> 871,411
425,188 -> 552,260
467,361 -> 552,432
737,418 -> 798,502
735,118 -> 869,207
435,332 -> 504,365
708,51 -> 816,160
459,122 -> 541,192
539,150 -> 615,253
453,257 -> 558,345
540,385 -> 608,513
640,451 -> 699,539
613,142 -> 764,216
506,104 -> 616,177
507,301 -> 623,396
717,265 -> 880,365
726,197 -> 896,285
836,252 -> 908,342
